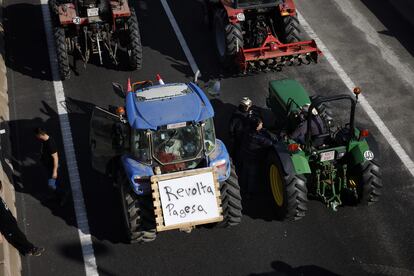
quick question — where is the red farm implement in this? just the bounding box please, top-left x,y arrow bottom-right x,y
204,0 -> 321,73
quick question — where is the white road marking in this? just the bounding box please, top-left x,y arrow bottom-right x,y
159,0 -> 201,77
331,0 -> 414,89
40,2 -> 99,276
297,11 -> 414,178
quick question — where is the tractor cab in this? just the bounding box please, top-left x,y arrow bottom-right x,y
91,80 -> 222,176
304,93 -> 358,151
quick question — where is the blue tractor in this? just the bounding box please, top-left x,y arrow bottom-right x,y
90,75 -> 242,243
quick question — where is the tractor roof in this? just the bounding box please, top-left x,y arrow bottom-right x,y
269,79 -> 311,112
125,83 -> 214,130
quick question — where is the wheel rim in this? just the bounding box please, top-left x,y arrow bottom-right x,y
214,18 -> 225,58
270,164 -> 284,207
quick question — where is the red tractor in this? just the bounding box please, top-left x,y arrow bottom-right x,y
48,0 -> 143,80
204,0 -> 321,73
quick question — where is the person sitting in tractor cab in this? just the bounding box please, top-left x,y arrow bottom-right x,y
290,104 -> 326,145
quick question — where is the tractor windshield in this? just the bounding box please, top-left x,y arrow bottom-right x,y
131,129 -> 151,163
203,118 -> 216,155
152,124 -> 203,164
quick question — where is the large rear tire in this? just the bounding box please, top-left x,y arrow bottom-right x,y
277,15 -> 303,43
119,171 -> 156,243
354,160 -> 382,205
126,8 -> 143,70
216,162 -> 242,227
49,1 -> 70,80
213,8 -> 243,67
267,151 -> 308,220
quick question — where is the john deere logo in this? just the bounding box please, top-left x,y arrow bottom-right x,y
364,150 -> 374,161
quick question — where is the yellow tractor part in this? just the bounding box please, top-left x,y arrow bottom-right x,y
270,164 -> 284,207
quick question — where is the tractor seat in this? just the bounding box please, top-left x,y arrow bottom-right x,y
311,133 -> 331,149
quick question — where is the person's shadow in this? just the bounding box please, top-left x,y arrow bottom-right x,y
7,98 -> 128,244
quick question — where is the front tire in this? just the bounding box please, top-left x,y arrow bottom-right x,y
267,151 -> 308,220
213,8 -> 243,67
216,162 -> 242,227
119,171 -> 156,243
126,8 -> 143,70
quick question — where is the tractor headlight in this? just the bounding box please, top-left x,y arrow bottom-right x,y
337,152 -> 346,159
211,159 -> 227,178
132,175 -> 150,194
236,13 -> 245,21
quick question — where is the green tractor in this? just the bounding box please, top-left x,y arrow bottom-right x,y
265,79 -> 382,220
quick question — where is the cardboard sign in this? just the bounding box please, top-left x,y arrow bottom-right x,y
154,170 -> 222,230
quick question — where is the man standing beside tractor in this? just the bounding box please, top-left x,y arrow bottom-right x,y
238,116 -> 274,197
229,97 -> 260,165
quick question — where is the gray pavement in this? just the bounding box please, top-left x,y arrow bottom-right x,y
3,0 -> 414,275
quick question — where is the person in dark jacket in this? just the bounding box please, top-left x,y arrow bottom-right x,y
229,97 -> 261,167
239,116 -> 274,197
0,181 -> 44,256
290,104 -> 326,145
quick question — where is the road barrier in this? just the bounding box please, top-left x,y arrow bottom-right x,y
0,0 -> 21,275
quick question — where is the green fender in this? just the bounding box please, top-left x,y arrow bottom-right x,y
272,143 -> 311,175
291,153 -> 311,174
348,140 -> 371,166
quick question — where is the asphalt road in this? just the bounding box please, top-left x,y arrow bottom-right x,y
4,0 -> 414,275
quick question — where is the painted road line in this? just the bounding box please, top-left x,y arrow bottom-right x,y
297,11 -> 414,178
40,2 -> 99,276
159,0 -> 201,77
332,0 -> 414,89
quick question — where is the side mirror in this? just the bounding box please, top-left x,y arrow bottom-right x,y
112,82 -> 125,98
205,80 -> 221,97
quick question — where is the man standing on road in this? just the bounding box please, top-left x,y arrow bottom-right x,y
34,127 -> 62,202
229,97 -> 261,167
240,116 -> 274,197
0,181 -> 44,256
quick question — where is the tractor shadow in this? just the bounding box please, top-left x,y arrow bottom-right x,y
250,260 -> 341,276
2,1 -> 196,81
63,97 -> 131,244
3,3 -> 54,81
361,0 -> 414,57
8,99 -> 128,244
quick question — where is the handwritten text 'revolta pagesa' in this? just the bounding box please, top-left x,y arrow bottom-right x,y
158,172 -> 220,226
